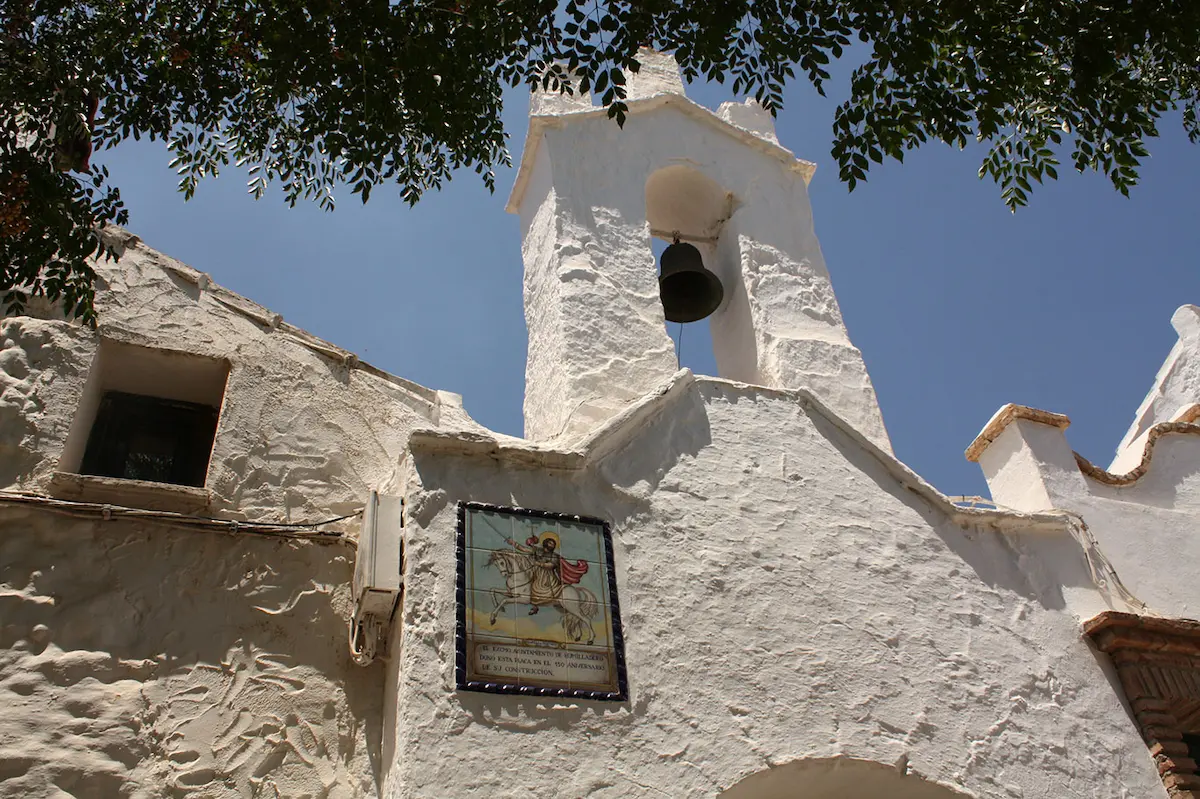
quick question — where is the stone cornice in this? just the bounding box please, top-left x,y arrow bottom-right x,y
964,403 -> 1071,463
1085,610 -> 1200,654
966,401 -> 1200,489
1084,611 -> 1200,797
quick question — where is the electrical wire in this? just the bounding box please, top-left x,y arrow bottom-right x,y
237,510 -> 362,529
1052,509 -> 1152,615
0,490 -> 361,548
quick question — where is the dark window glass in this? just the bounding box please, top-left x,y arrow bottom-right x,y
1184,732 -> 1200,765
79,391 -> 219,487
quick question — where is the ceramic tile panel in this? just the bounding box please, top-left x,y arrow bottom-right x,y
456,502 -> 627,701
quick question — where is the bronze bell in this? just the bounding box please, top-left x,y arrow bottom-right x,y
658,241 -> 724,323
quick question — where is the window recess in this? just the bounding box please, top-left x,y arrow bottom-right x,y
79,391 -> 219,487
57,340 -> 229,496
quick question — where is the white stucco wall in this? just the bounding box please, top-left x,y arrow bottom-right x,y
973,308 -> 1200,621
0,317 -> 96,489
0,507 -> 382,797
1079,441 -> 1200,618
0,233 -> 460,798
385,376 -> 1162,798
1112,305 -> 1200,472
3,59 -> 1185,799
1,231 -> 448,522
510,79 -> 891,452
979,415 -> 1200,620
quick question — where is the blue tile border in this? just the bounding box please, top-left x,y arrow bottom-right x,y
455,501 -> 629,703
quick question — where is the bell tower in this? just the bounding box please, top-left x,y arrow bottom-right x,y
507,50 -> 891,452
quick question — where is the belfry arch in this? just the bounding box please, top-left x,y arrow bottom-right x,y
644,164 -> 732,241
643,164 -> 758,383
719,757 -> 974,799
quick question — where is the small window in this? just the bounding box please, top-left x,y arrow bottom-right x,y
79,392 -> 219,487
57,340 -> 229,491
1184,732 -> 1200,765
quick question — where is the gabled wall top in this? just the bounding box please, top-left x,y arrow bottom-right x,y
506,49 -> 815,214
1112,304 -> 1200,472
0,229 -> 475,523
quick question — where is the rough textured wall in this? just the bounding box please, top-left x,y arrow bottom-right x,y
1077,459 -> 1200,619
0,507 -> 381,798
387,378 -> 1162,798
973,406 -> 1200,619
0,318 -> 97,488
1003,426 -> 1200,619
1,233 -> 440,522
512,101 -> 890,451
517,117 -> 679,441
1081,304 -> 1200,616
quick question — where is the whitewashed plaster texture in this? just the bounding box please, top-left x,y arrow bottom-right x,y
386,374 -> 1162,799
970,358 -> 1200,619
1072,432 -> 1200,619
509,53 -> 891,452
529,68 -> 593,116
720,757 -> 972,798
0,232 -> 473,798
623,48 -> 687,100
4,52 -> 1186,799
1,231 -> 455,522
1112,305 -> 1200,472
970,408 -> 1082,514
0,318 -> 96,488
716,98 -> 780,145
0,507 -> 382,797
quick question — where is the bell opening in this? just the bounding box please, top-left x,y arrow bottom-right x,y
645,166 -> 745,381
649,237 -> 719,376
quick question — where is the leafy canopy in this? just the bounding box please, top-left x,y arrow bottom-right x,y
3,0 -> 1197,321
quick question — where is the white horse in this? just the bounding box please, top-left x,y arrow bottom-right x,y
486,549 -> 600,645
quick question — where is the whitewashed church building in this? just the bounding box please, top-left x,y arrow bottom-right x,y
5,51 -> 1200,798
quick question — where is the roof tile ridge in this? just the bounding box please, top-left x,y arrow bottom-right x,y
1075,405 -> 1200,487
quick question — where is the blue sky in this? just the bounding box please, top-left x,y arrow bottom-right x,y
94,66 -> 1200,499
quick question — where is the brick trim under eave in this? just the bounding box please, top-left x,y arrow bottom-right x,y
1086,611 -> 1200,798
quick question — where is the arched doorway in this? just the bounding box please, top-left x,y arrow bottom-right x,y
719,757 -> 974,799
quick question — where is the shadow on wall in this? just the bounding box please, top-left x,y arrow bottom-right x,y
805,405 -> 1099,614
595,379 -> 714,501
407,380 -> 715,530
0,508 -> 384,798
720,756 -> 974,799
0,318 -> 96,489
396,380 -> 713,743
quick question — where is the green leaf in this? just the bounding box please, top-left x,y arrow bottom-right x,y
6,0 -> 1196,320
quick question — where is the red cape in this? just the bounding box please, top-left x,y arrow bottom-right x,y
559,558 -> 589,586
